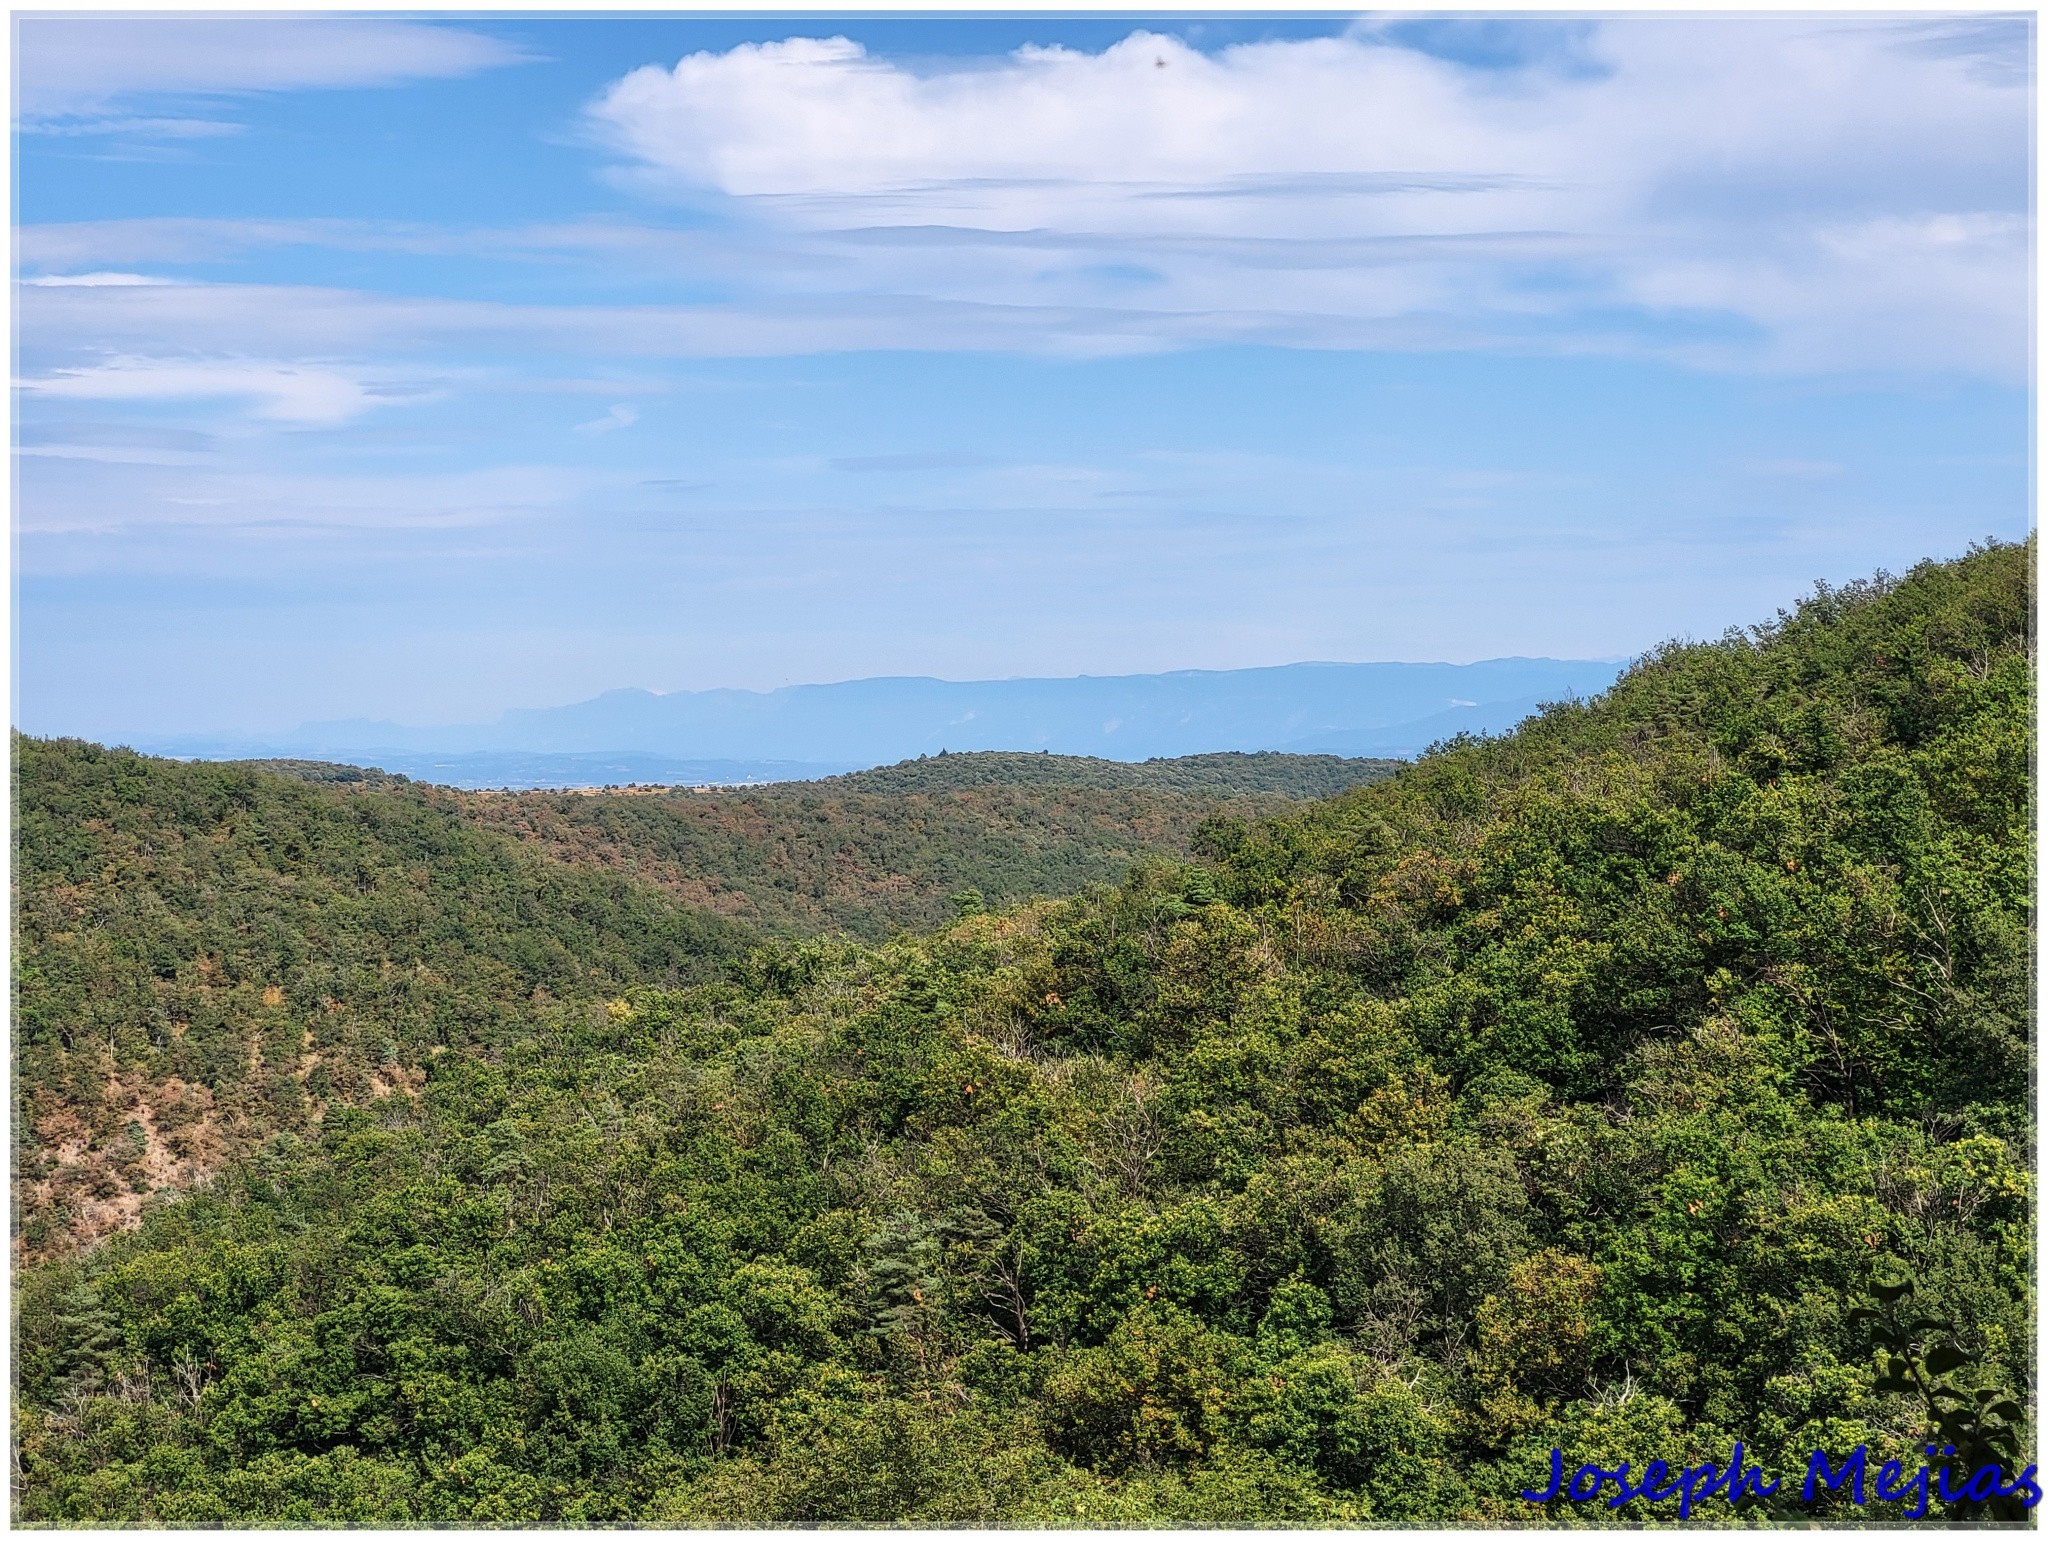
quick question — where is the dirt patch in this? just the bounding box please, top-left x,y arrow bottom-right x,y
18,1074 -> 226,1262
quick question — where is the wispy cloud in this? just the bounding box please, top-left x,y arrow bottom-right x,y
28,116 -> 243,139
574,403 -> 639,435
18,17 -> 533,122
18,418 -> 214,468
23,271 -> 171,287
18,356 -> 399,425
17,275 -> 1240,362
18,456 -> 605,537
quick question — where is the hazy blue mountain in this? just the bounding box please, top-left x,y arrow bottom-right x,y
144,658 -> 1624,772
1281,693 -> 1570,757
254,751 -> 860,791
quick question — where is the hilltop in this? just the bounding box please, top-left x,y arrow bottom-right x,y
440,750 -> 1399,938
811,749 -> 1399,797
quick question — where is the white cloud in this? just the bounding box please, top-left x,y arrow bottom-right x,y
18,18 -> 531,120
24,272 -> 171,287
592,33 -> 1554,237
16,274 -> 1199,362
579,20 -> 2027,378
29,116 -> 243,139
11,22 -> 2028,383
17,356 -> 392,425
592,23 -> 2022,229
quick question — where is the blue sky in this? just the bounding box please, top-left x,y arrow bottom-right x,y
15,13 -> 2033,742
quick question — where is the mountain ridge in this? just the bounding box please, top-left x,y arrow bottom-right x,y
138,656 -> 1626,770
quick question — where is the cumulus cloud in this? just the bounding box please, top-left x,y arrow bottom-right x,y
18,356 -> 393,425
18,18 -> 531,121
591,32 -> 1558,235
12,22 -> 2028,381
579,19 -> 2028,378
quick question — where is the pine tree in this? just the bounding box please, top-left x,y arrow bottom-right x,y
50,1280 -> 122,1404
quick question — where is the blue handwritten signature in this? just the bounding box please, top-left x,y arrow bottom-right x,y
1520,1442 -> 2041,1519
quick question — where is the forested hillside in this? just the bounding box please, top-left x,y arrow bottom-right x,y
449,751 -> 1399,938
811,750 -> 1399,797
12,746 -> 1388,1265
13,542 -> 2034,1525
11,745 -> 754,1260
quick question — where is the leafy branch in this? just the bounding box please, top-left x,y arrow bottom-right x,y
1850,1276 -> 2032,1522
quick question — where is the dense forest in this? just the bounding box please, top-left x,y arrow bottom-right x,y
12,541 -> 2034,1524
445,750 -> 1400,938
10,743 -> 754,1261
13,747 -> 1377,1262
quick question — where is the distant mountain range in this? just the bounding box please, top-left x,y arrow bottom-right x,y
139,658 -> 1626,787
238,752 -> 864,792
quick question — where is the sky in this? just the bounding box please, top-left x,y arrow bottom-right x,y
15,12 -> 2035,743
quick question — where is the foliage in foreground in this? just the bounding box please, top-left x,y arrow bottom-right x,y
12,541 -> 2034,1525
